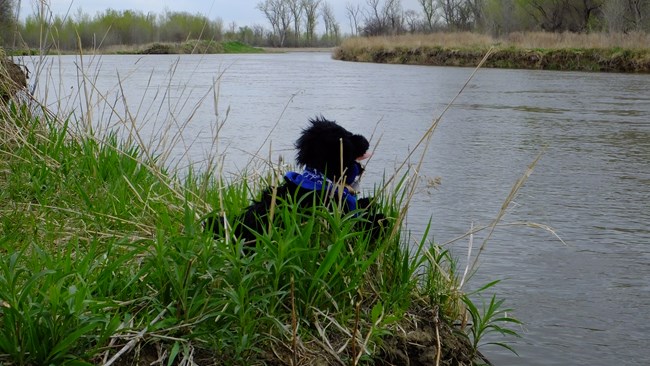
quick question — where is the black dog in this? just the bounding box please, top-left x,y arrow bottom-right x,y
205,116 -> 386,244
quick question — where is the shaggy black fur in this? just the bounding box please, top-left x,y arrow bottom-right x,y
295,118 -> 369,183
205,116 -> 386,244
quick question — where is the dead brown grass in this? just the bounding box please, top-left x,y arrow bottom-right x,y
340,31 -> 650,50
340,32 -> 494,50
503,31 -> 650,49
0,54 -> 28,102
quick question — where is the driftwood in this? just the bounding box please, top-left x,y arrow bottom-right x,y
0,56 -> 27,102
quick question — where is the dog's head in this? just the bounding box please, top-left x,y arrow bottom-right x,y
295,116 -> 370,184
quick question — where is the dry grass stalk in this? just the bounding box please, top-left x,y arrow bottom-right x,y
291,275 -> 298,366
467,150 -> 545,276
341,31 -> 650,50
385,47 -> 496,242
104,306 -> 169,366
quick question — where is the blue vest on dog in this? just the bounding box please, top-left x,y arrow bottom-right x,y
284,168 -> 358,211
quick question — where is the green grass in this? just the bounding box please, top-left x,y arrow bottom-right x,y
0,59 -> 524,364
221,41 -> 264,54
130,40 -> 263,55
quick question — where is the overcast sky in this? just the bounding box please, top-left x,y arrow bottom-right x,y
22,0 -> 422,33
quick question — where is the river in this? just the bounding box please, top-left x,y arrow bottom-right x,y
24,52 -> 650,365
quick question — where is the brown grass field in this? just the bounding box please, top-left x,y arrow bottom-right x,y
339,31 -> 650,50
334,32 -> 650,72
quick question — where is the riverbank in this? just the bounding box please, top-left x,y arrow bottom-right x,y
0,79 -> 517,365
333,32 -> 650,72
5,40 -> 265,56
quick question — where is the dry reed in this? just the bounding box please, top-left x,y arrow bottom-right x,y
341,31 -> 650,50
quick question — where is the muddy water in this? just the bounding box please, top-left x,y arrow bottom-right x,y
27,52 -> 650,365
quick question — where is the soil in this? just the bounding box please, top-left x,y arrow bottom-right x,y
0,56 -> 28,101
375,306 -> 491,366
104,306 -> 489,366
333,46 -> 650,73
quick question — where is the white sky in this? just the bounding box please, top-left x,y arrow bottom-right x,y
21,0 -> 423,34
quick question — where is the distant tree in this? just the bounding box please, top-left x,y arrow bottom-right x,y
436,0 -> 476,30
257,0 -> 292,46
483,0 -> 534,34
159,11 -> 215,43
384,0 -> 404,35
465,0 -> 485,29
302,0 -> 321,45
518,0 -> 604,32
345,2 -> 362,35
287,0 -> 303,46
360,0 -> 405,36
417,0 -> 438,31
602,0 -> 649,32
602,0 -> 626,31
0,0 -> 14,24
403,9 -> 423,32
0,0 -> 16,46
362,0 -> 385,35
227,21 -> 236,35
321,1 -> 337,39
630,0 -> 650,31
234,25 -> 252,43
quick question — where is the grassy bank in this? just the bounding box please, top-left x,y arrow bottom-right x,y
133,40 -> 264,55
0,101 -> 522,365
333,32 -> 650,72
7,40 -> 264,56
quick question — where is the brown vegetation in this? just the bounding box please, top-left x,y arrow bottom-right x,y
333,32 -> 650,72
0,53 -> 27,102
337,31 -> 650,51
106,303 -> 489,366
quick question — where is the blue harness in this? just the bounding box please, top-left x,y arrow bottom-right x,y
284,168 -> 358,211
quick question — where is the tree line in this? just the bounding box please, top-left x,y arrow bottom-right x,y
345,0 -> 649,36
1,0 -> 649,51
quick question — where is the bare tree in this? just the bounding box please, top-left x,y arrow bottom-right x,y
602,0 -> 627,31
321,1 -> 339,43
403,9 -> 422,32
465,0 -> 485,29
287,0 -> 304,46
603,0 -> 649,32
384,0 -> 404,35
624,0 -> 649,31
520,0 -> 604,32
360,0 -> 404,35
418,0 -> 438,31
321,1 -> 334,36
345,2 -> 362,35
302,0 -> 321,45
363,0 -> 384,35
257,0 -> 292,46
0,0 -> 15,46
436,0 -> 475,30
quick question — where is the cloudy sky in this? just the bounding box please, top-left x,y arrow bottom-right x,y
22,0 -> 422,33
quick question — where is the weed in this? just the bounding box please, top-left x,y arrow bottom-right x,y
462,281 -> 523,357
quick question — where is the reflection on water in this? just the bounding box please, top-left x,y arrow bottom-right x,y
24,53 -> 650,366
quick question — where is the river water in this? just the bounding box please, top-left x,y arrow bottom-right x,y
25,52 -> 650,365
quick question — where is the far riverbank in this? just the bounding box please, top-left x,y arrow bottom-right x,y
333,32 -> 650,73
